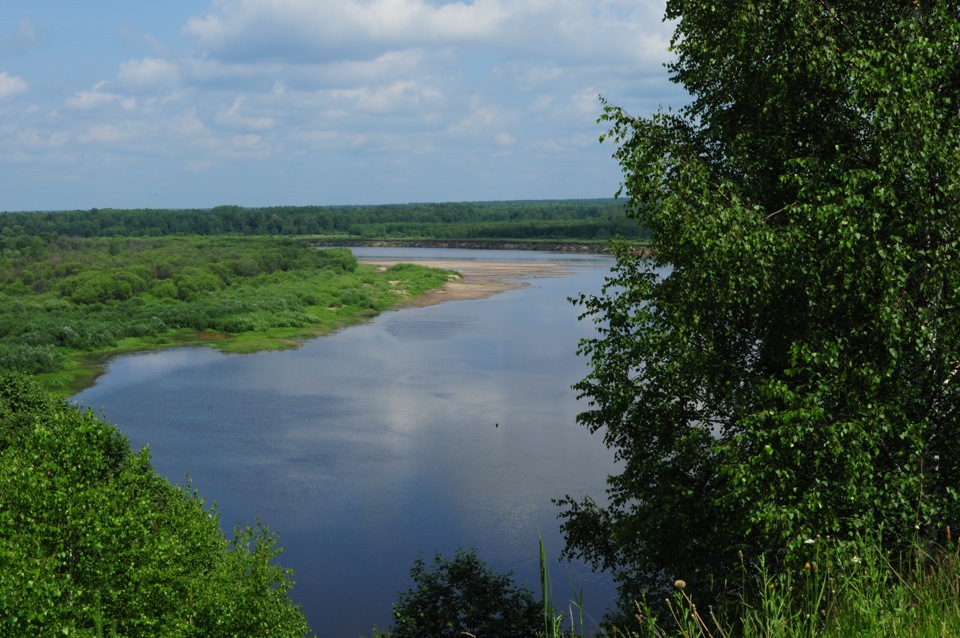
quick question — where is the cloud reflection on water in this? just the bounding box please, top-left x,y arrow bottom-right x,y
72,249 -> 617,637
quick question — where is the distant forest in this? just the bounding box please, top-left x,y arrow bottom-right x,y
0,199 -> 647,242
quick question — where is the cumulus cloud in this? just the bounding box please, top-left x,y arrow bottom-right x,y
183,0 -> 504,62
118,58 -> 181,92
77,123 -> 136,145
329,80 -> 443,114
0,72 -> 28,101
445,106 -> 501,136
217,96 -> 276,130
182,48 -> 431,94
0,0 -> 678,209
66,81 -> 126,110
181,0 -> 669,66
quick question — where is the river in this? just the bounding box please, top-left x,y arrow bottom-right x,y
72,247 -> 618,637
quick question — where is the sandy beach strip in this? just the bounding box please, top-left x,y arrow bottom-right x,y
358,258 -> 579,306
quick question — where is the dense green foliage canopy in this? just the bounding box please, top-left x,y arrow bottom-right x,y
558,0 -> 960,613
0,200 -> 645,242
0,372 -> 311,636
389,549 -> 540,638
0,236 -> 450,392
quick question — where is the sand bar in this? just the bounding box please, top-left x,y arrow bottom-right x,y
359,258 -> 580,306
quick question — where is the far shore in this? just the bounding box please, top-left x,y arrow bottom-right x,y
51,258 -> 589,396
359,258 -> 582,306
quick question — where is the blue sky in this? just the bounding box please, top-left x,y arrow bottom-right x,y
0,1 -> 683,211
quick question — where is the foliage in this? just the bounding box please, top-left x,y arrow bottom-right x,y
389,548 -> 541,638
607,531 -> 960,638
0,237 -> 451,392
0,199 -> 646,242
558,0 -> 960,619
0,371 -> 312,636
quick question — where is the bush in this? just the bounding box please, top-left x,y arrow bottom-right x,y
0,343 -> 64,374
0,372 -> 312,637
390,548 -> 540,638
315,248 -> 357,273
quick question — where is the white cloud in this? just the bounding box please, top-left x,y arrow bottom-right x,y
217,96 -> 276,130
226,133 -> 271,158
181,0 -> 670,67
183,0 -> 505,61
118,58 -> 181,92
329,80 -> 443,114
0,72 -> 28,101
66,81 -> 124,110
179,48 -> 434,96
168,110 -> 220,150
77,122 -> 136,145
571,89 -> 603,117
9,128 -> 70,154
445,106 -> 501,136
0,0 -> 676,209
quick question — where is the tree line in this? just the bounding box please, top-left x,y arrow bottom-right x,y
0,199 -> 647,242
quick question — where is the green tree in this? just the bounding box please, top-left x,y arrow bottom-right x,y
558,0 -> 960,613
0,372 -> 312,637
389,548 -> 540,638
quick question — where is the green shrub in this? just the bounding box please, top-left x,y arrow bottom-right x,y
315,247 -> 357,273
390,548 -> 540,638
0,372 -> 312,637
0,344 -> 64,374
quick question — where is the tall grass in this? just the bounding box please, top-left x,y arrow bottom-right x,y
601,530 -> 960,638
370,530 -> 960,637
539,534 -> 590,638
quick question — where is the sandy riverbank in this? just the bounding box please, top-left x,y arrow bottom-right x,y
359,258 -> 579,306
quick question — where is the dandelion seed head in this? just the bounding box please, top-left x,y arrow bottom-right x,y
674,580 -> 686,590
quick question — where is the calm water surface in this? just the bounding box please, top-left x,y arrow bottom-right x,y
73,248 -> 618,637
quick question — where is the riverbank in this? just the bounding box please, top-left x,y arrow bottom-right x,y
358,258 -> 580,306
43,256 -> 582,396
317,238 -> 615,253
11,239 -> 607,396
6,239 -> 458,396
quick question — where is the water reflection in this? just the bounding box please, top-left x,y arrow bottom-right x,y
73,248 -> 618,637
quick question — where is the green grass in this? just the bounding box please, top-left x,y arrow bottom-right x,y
0,236 -> 453,395
363,530 -> 960,637
566,531 -> 960,638
415,530 -> 959,638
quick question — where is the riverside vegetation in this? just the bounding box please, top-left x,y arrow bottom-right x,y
5,0 -> 960,629
0,235 -> 451,395
0,371 -> 311,637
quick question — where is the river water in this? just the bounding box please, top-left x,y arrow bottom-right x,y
72,248 -> 618,637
